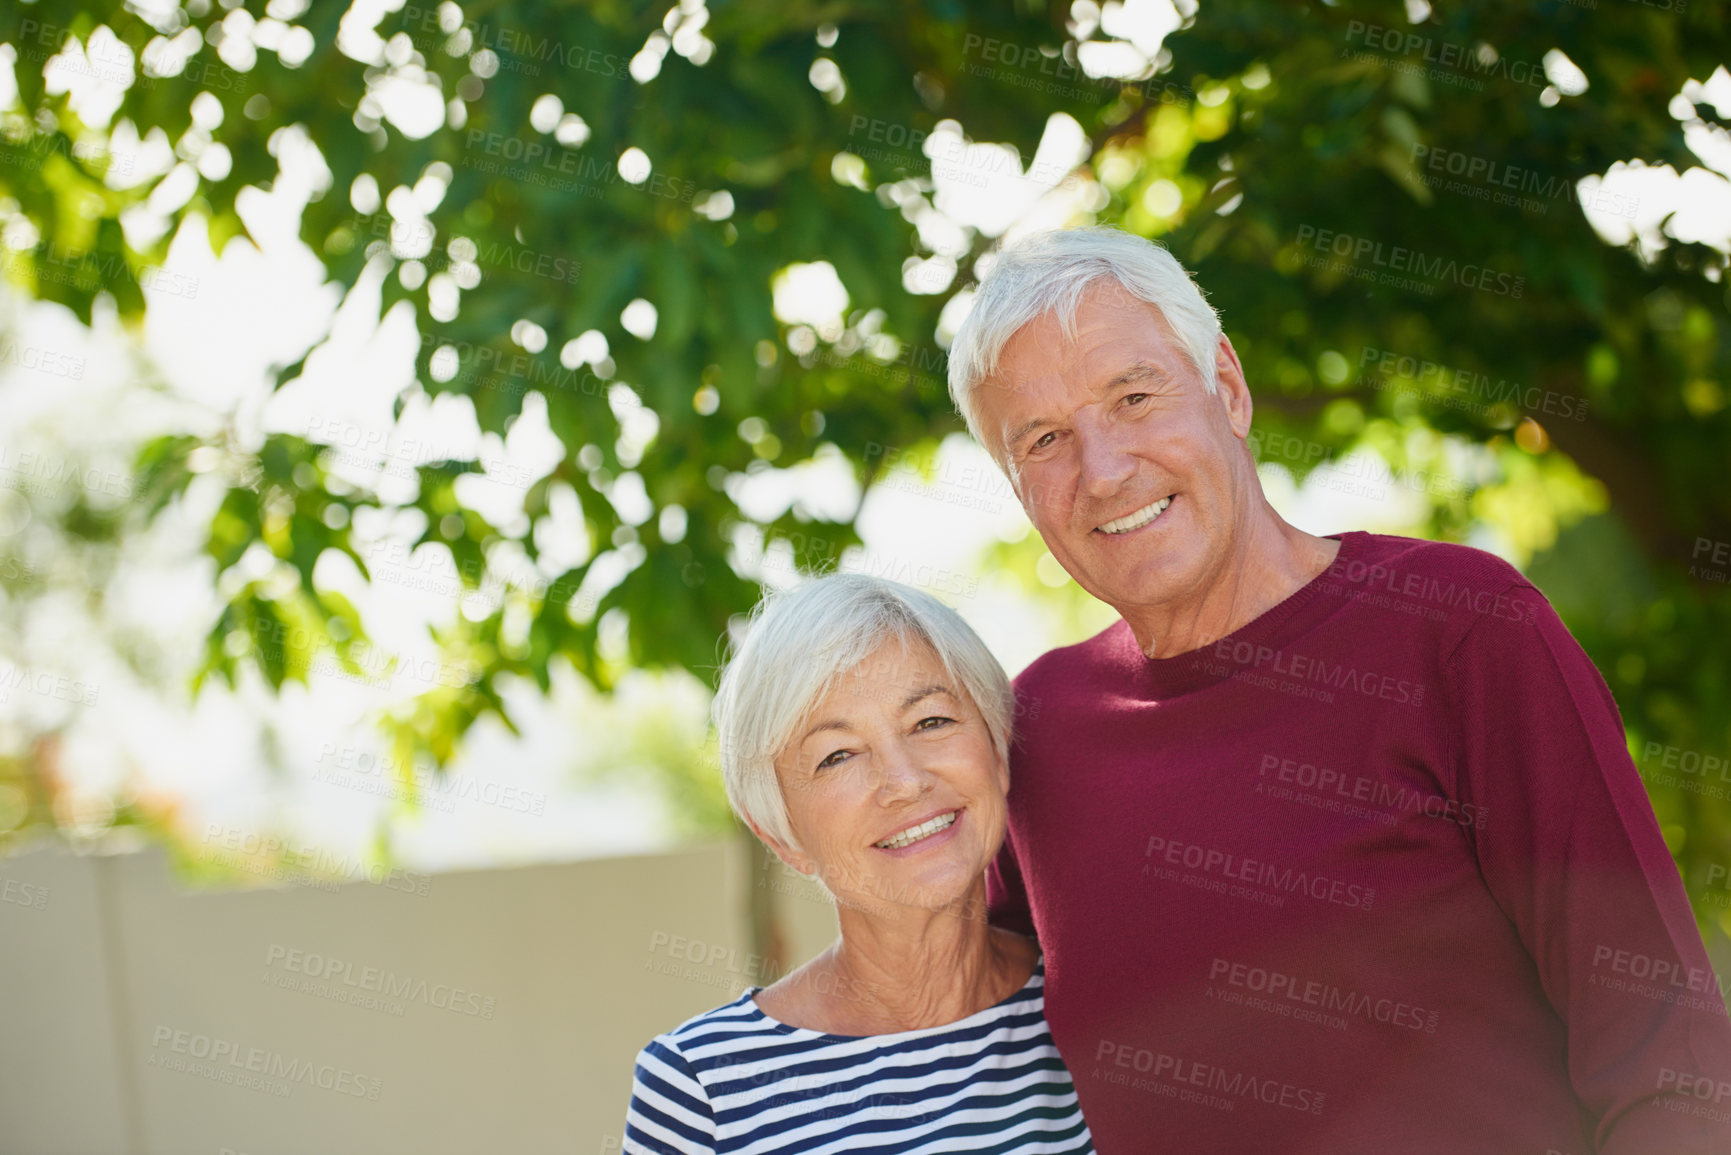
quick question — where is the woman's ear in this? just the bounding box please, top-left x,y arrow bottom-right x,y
745,816 -> 814,876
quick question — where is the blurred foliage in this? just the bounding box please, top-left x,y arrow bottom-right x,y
1,0 -> 1730,928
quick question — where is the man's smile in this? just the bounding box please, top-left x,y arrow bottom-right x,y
1095,494 -> 1176,535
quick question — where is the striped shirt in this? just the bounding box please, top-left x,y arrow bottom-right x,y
623,956 -> 1093,1154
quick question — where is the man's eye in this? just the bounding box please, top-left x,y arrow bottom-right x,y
1031,432 -> 1055,451
1124,392 -> 1148,406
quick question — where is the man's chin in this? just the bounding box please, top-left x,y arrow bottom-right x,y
1080,553 -> 1201,611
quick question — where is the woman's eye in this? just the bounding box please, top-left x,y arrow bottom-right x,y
915,716 -> 954,732
817,749 -> 849,770
1032,432 -> 1055,450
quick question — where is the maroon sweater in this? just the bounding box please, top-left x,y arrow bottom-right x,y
987,530 -> 1731,1154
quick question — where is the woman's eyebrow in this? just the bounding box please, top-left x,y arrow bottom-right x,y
799,684 -> 955,741
900,684 -> 954,710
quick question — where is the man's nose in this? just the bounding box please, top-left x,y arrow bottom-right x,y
1076,418 -> 1136,499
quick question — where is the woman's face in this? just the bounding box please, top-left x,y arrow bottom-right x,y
768,634 -> 1009,916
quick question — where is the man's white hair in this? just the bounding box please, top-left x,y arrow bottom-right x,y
946,225 -> 1222,459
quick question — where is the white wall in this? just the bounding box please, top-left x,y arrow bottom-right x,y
0,839 -> 840,1155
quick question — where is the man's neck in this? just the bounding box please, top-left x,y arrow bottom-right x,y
1124,516 -> 1342,660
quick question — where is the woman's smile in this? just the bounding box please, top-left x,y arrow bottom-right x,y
872,807 -> 965,854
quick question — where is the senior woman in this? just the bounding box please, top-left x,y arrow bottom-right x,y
621,573 -> 1093,1153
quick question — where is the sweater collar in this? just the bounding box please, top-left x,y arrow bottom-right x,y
1110,531 -> 1365,698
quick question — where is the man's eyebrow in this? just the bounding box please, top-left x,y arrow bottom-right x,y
1106,359 -> 1173,390
1005,415 -> 1050,455
1003,360 -> 1174,454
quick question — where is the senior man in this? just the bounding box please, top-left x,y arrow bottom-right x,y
950,225 -> 1731,1153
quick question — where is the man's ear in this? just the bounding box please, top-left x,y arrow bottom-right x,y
745,815 -> 814,877
1212,334 -> 1254,440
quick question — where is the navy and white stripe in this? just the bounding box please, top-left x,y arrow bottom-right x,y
623,957 -> 1092,1154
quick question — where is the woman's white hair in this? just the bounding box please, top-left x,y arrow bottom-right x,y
711,573 -> 1014,854
947,225 -> 1222,458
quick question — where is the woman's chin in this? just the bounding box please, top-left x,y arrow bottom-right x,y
838,853 -> 986,914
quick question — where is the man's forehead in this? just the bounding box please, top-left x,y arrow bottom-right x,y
986,302 -> 1185,403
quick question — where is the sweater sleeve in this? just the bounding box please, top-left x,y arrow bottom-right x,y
622,1036 -> 717,1154
986,819 -> 1038,940
1445,581 -> 1731,1153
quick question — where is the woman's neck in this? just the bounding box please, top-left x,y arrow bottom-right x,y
767,885 -> 1036,1035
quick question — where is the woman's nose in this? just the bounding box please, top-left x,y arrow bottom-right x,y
867,745 -> 933,799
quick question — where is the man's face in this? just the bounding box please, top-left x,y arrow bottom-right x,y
974,278 -> 1255,617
